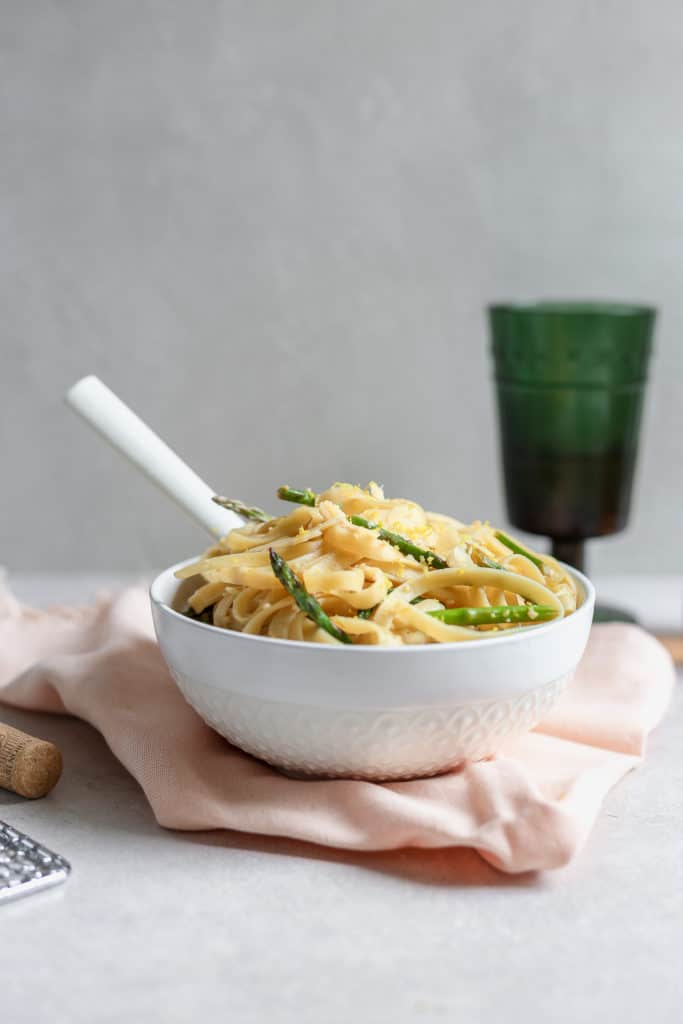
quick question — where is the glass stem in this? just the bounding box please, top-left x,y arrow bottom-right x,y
551,539 -> 585,573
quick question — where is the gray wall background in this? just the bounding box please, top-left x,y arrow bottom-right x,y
2,1 -> 682,572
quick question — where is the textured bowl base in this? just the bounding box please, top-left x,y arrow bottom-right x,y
170,670 -> 572,782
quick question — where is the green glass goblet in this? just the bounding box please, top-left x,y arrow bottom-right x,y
489,301 -> 655,623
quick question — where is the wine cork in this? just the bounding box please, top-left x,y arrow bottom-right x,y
0,723 -> 63,799
655,633 -> 683,666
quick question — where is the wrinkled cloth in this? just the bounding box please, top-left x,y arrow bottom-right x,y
0,581 -> 674,873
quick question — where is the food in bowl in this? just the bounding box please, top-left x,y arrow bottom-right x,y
176,482 -> 580,647
152,550 -> 593,780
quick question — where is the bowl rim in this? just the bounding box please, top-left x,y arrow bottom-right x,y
150,558 -> 595,655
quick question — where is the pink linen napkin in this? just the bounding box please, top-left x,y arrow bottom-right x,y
0,580 -> 674,873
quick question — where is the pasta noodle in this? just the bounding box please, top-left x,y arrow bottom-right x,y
177,482 -> 580,646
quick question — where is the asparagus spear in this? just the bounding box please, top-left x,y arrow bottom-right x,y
277,486 -> 316,507
348,515 -> 448,569
495,531 -> 545,571
269,549 -> 352,644
361,597 -> 555,626
427,604 -> 557,626
212,496 -> 273,522
277,484 -> 449,569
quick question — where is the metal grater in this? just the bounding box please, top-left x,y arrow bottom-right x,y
0,820 -> 70,903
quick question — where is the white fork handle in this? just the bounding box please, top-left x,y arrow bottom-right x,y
65,375 -> 242,538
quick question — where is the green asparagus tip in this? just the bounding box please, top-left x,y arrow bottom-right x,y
212,496 -> 273,522
277,486 -> 317,507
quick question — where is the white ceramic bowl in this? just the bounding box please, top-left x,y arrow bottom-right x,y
150,561 -> 595,781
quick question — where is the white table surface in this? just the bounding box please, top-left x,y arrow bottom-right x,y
2,574 -> 682,1024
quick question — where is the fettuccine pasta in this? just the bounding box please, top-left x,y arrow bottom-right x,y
177,482 -> 580,646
